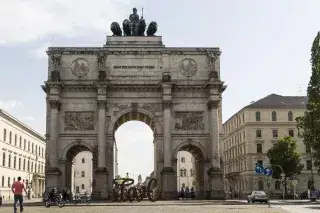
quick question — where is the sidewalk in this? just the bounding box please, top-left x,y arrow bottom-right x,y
1,198 -> 42,204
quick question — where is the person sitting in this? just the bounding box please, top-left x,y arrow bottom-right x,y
48,187 -> 58,202
179,187 -> 185,199
190,187 -> 195,199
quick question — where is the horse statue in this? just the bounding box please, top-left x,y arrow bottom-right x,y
110,22 -> 122,36
146,21 -> 158,36
137,19 -> 146,36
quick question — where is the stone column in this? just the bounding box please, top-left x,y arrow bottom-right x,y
207,99 -> 225,200
92,85 -> 108,200
161,83 -> 175,200
46,99 -> 62,189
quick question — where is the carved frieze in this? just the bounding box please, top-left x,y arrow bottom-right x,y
175,112 -> 205,130
70,58 -> 90,77
48,100 -> 61,110
142,103 -> 159,113
180,58 -> 198,77
97,51 -> 107,71
207,100 -> 220,110
131,103 -> 138,111
64,111 -> 95,131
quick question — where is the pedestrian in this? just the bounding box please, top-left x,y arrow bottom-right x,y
11,176 -> 27,213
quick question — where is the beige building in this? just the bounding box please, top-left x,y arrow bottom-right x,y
0,109 -> 46,199
222,94 -> 317,196
176,151 -> 195,190
72,151 -> 93,194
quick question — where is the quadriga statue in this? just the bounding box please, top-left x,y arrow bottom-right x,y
110,7 -> 158,36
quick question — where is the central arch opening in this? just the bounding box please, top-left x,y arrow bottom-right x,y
113,111 -> 155,185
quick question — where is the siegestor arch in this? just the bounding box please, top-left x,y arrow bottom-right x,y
108,108 -> 162,136
172,140 -> 207,160
60,139 -> 94,160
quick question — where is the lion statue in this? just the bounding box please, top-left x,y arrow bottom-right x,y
122,19 -> 131,36
110,22 -> 122,36
146,21 -> 158,36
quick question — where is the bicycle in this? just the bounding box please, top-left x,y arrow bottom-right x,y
73,193 -> 91,205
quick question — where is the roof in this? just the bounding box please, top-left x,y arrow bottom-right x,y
245,94 -> 308,109
223,94 -> 308,125
0,108 -> 45,142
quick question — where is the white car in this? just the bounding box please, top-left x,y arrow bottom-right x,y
247,191 -> 268,203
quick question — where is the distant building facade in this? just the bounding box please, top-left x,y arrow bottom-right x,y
177,151 -> 195,190
0,109 -> 46,199
72,151 -> 92,194
222,94 -> 318,196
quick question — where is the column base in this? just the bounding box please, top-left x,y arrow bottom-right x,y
207,167 -> 226,200
92,167 -> 109,200
160,167 -> 176,200
45,167 -> 62,191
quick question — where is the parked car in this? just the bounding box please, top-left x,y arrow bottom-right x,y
247,191 -> 268,203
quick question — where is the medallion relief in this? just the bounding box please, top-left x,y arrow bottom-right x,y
64,111 -> 95,131
175,112 -> 205,130
70,58 -> 90,77
180,58 -> 198,77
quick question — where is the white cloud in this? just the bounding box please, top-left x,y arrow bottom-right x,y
30,42 -> 51,59
23,116 -> 35,121
0,100 -> 24,110
0,0 -> 133,45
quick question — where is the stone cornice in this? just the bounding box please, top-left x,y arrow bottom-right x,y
46,47 -> 221,56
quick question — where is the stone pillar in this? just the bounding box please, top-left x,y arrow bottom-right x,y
46,99 -> 62,189
161,83 -> 175,200
207,99 -> 225,200
92,85 -> 108,200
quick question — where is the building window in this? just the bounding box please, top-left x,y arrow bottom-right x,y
23,159 -> 26,171
272,129 -> 278,138
28,141 -> 30,151
31,162 -> 33,172
14,134 -> 17,146
38,164 -> 40,173
35,145 -> 37,155
242,113 -> 245,122
24,139 -> 26,150
18,158 -> 21,170
272,111 -> 277,121
3,129 -> 6,142
82,158 -> 85,163
275,180 -> 281,190
256,129 -> 262,138
81,171 -> 85,177
288,111 -> 293,121
7,177 -> 10,187
288,130 -> 294,137
42,148 -> 44,157
1,176 -> 4,187
256,144 -> 263,153
255,111 -> 261,121
258,180 -> 264,190
9,131 -> 12,144
306,145 -> 311,153
306,160 -> 312,170
35,163 -> 37,173
13,156 -> 16,169
81,184 -> 85,189
180,169 -> 184,176
19,137 -> 22,148
8,154 -> 11,167
2,153 -> 5,166
181,157 -> 185,163
190,169 -> 194,176
32,143 -> 34,153
76,186 -> 80,193
27,160 -> 30,171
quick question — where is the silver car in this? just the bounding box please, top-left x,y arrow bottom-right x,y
247,191 -> 268,203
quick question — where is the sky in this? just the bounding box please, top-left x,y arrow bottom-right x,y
0,0 -> 320,182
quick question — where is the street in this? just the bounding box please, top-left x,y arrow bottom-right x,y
0,204 -> 287,213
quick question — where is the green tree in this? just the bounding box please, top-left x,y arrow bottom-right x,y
267,136 -> 304,179
297,31 -> 320,173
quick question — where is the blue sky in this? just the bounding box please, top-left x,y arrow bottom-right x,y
0,0 -> 319,181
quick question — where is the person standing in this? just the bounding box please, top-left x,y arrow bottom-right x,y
11,176 -> 27,213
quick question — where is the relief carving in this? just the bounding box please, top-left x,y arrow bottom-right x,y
207,100 -> 220,110
70,58 -> 90,77
64,111 -> 95,131
142,103 -> 157,112
97,51 -> 107,71
50,53 -> 62,72
180,58 -> 198,77
48,100 -> 61,110
175,112 -> 205,130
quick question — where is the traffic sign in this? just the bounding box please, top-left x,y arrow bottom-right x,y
264,168 -> 273,176
255,165 -> 264,174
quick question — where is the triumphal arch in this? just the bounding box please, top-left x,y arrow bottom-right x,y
42,8 -> 226,200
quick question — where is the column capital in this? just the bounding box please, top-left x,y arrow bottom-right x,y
162,100 -> 172,109
207,100 -> 220,110
48,100 -> 61,110
97,100 -> 107,109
